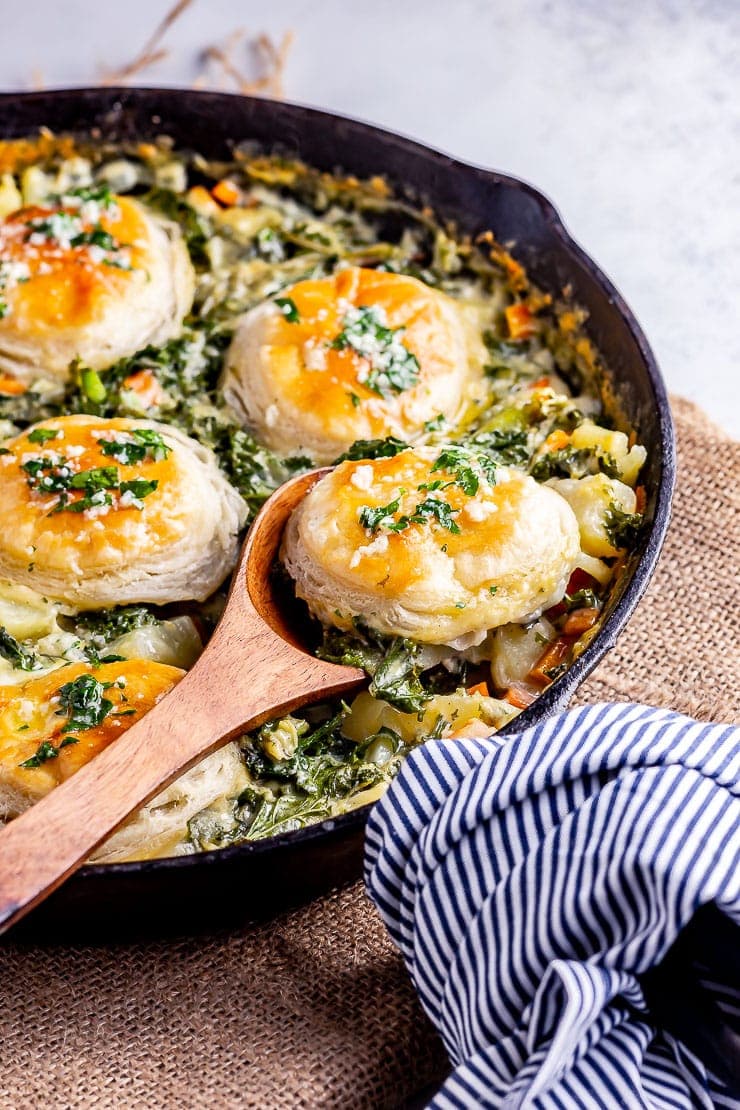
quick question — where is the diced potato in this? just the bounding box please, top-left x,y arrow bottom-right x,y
549,474 -> 637,558
342,689 -> 515,746
185,185 -> 221,218
154,161 -> 187,193
0,580 -> 58,640
109,616 -> 202,669
0,173 -> 22,218
491,618 -> 555,689
574,552 -> 613,586
96,159 -> 140,193
20,165 -> 53,205
204,235 -> 227,269
216,205 -> 282,241
570,420 -> 646,486
54,156 -> 93,192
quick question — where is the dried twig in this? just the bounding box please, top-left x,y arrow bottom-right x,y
101,0 -> 195,84
30,0 -> 292,100
199,30 -> 293,99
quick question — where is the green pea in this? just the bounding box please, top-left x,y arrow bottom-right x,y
80,368 -> 107,404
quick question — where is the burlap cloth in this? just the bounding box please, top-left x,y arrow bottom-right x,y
0,396 -> 737,1110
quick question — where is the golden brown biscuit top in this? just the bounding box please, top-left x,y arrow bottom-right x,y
0,415 -> 185,569
283,445 -> 582,643
306,448 -> 533,591
256,266 -> 475,432
0,659 -> 183,803
0,194 -> 152,330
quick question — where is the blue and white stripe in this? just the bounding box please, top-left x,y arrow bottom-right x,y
365,702 -> 740,1108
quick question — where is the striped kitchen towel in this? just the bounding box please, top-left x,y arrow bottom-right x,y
365,702 -> 740,1108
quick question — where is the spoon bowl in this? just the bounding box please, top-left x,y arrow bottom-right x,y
0,467 -> 365,936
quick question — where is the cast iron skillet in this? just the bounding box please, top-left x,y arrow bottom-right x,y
0,88 -> 675,940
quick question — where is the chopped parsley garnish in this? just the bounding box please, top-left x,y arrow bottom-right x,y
24,204 -> 127,265
430,445 -> 497,496
423,414 -> 446,433
100,429 -> 171,464
0,301 -> 7,319
0,627 -> 39,671
488,585 -> 499,596
63,183 -> 115,208
274,296 -> 300,323
70,227 -> 118,251
22,456 -> 158,514
26,211 -> 79,241
358,497 -> 402,533
21,455 -> 74,492
120,478 -> 159,501
69,466 -> 119,491
405,496 -> 461,533
358,492 -> 460,535
56,673 -> 115,735
331,304 -> 420,398
27,427 -> 62,445
19,735 -> 79,770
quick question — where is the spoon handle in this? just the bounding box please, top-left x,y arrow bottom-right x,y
0,619 -> 359,936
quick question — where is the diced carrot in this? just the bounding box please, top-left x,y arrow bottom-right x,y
634,485 -> 646,515
0,375 -> 27,396
467,680 -> 490,698
544,429 -> 571,452
211,179 -> 241,207
122,369 -> 166,409
528,638 -> 571,689
562,608 -> 600,637
503,682 -> 537,709
505,303 -> 536,340
530,376 -> 551,390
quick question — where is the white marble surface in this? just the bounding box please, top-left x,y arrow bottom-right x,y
2,0 -> 738,436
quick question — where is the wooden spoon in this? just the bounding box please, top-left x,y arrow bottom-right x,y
0,468 -> 365,936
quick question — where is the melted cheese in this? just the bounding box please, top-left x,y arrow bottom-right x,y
0,414 -> 247,608
282,446 -> 581,645
222,266 -> 487,463
0,659 -> 182,814
0,195 -> 194,385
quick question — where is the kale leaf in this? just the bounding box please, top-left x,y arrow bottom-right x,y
318,624 -> 430,713
604,503 -> 643,550
334,436 -> 409,463
74,605 -> 159,645
0,627 -> 39,671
